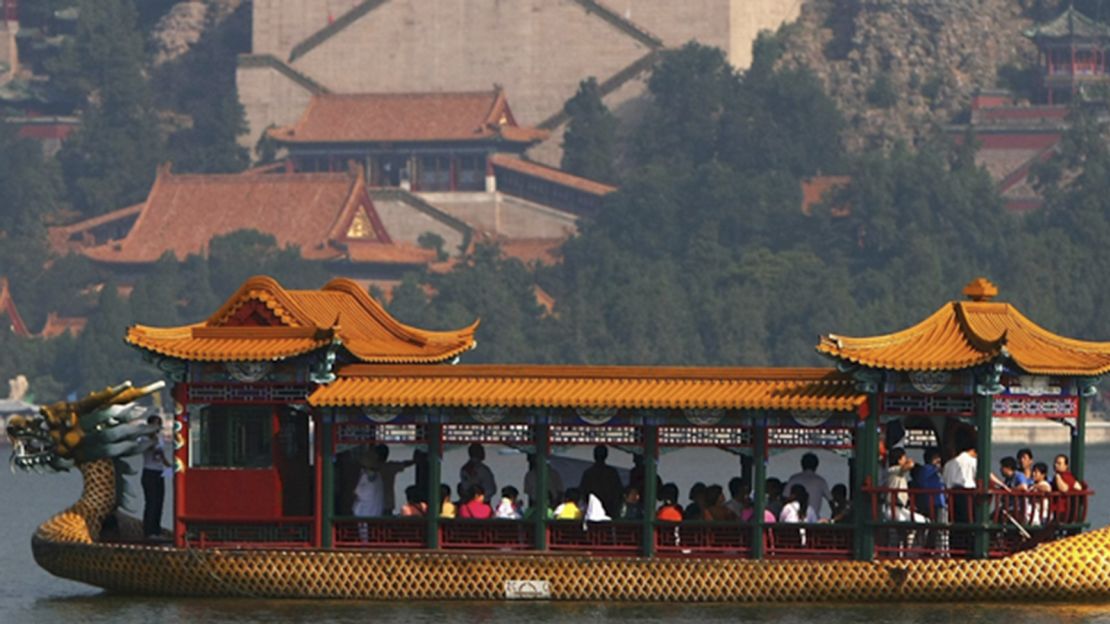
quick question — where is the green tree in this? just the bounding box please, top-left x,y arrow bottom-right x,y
560,78 -> 619,184
57,0 -> 164,216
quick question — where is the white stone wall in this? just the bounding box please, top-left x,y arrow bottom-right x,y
418,192 -> 577,239
289,0 -> 649,128
372,197 -> 467,253
0,18 -> 18,77
236,62 -> 318,149
252,0 -> 364,58
728,0 -> 802,69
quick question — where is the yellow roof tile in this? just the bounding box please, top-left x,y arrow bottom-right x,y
308,365 -> 866,411
818,278 -> 1110,375
126,276 -> 477,363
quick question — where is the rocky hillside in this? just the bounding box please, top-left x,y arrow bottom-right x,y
780,0 -> 1051,151
150,0 -> 243,65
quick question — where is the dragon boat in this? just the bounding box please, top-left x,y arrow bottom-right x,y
11,275 -> 1110,602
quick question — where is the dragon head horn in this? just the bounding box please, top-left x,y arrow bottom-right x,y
72,382 -> 135,413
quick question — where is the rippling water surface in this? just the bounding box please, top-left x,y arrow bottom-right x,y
3,444 -> 1110,622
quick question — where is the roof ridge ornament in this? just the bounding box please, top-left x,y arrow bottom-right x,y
962,277 -> 999,302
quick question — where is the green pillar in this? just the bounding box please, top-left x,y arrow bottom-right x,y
641,424 -> 658,558
426,422 -> 443,549
973,393 -> 994,559
1072,391 -> 1089,482
533,422 -> 549,550
751,417 -> 767,560
853,397 -> 879,561
321,410 -> 335,548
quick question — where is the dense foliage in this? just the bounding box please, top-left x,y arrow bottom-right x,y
4,23 -> 1110,401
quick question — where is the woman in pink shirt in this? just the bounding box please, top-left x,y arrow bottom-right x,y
458,485 -> 492,519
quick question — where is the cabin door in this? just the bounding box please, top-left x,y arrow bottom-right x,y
276,408 -> 313,517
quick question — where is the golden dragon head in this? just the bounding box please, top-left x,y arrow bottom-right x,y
6,381 -> 166,472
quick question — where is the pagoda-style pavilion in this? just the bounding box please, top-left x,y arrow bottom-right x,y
128,276 -> 1106,561
1024,6 -> 1110,104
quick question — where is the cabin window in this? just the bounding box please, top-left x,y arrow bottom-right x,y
191,405 -> 272,468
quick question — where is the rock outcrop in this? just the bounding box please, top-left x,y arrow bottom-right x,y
779,0 -> 1048,151
150,0 -> 243,66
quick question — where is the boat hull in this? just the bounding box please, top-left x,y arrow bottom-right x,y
30,526 -> 1110,602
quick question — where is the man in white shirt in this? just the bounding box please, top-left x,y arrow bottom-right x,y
141,415 -> 172,539
785,452 -> 832,519
942,445 -> 978,523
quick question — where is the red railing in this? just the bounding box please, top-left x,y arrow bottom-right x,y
864,487 -> 1091,559
654,521 -> 755,556
765,524 -> 853,559
182,516 -> 315,548
333,517 -> 426,548
548,521 -> 641,554
440,519 -> 534,550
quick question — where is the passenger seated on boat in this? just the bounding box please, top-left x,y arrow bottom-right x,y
828,484 -> 852,523
765,478 -> 785,519
459,444 -> 497,512
1028,462 -> 1053,526
585,493 -> 611,521
703,484 -> 737,521
739,494 -> 776,523
655,483 -> 684,522
620,485 -> 643,520
554,488 -> 584,520
1052,454 -> 1084,522
439,484 -> 457,518
459,485 -> 493,519
578,445 -> 624,519
401,485 -> 427,517
495,486 -> 523,519
683,482 -> 707,520
785,452 -> 832,518
779,484 -> 816,523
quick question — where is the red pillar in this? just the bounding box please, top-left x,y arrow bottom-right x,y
172,383 -> 188,548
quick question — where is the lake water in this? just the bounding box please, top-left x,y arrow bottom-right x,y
4,443 -> 1110,622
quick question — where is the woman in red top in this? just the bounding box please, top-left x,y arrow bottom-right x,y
1052,454 -> 1083,522
458,485 -> 493,519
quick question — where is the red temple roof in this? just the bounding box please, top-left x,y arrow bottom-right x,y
73,166 -> 435,267
127,276 -> 477,363
488,154 -> 617,196
268,89 -> 549,145
0,277 -> 31,338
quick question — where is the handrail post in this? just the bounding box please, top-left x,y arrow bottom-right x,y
641,423 -> 658,558
973,392 -> 994,559
853,397 -> 878,561
751,416 -> 767,560
321,409 -> 334,548
426,420 -> 442,549
533,420 -> 549,551
1073,390 -> 1089,482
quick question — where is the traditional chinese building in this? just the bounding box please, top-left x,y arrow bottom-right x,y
50,166 -> 466,283
1024,5 -> 1110,105
270,88 -> 616,217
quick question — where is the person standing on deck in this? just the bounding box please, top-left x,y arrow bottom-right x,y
578,445 -> 624,518
141,415 -> 172,539
785,453 -> 832,518
459,443 -> 497,512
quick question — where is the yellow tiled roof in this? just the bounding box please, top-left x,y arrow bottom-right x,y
818,279 -> 1110,375
308,365 -> 867,411
126,276 -> 477,363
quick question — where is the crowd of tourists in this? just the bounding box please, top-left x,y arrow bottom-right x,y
337,439 -> 1085,534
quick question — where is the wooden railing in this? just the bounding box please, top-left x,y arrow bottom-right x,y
182,516 -> 315,549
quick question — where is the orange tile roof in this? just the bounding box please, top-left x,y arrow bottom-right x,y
309,365 -> 866,411
47,203 -> 143,255
818,278 -> 1110,375
75,167 -> 428,267
489,154 -> 617,196
269,89 -> 549,145
800,175 -> 851,216
127,276 -> 477,363
39,313 -> 87,339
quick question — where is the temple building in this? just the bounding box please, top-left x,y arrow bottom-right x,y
947,7 -> 1110,212
1024,5 -> 1110,105
237,0 -> 801,165
50,166 -> 453,284
270,88 -> 616,217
